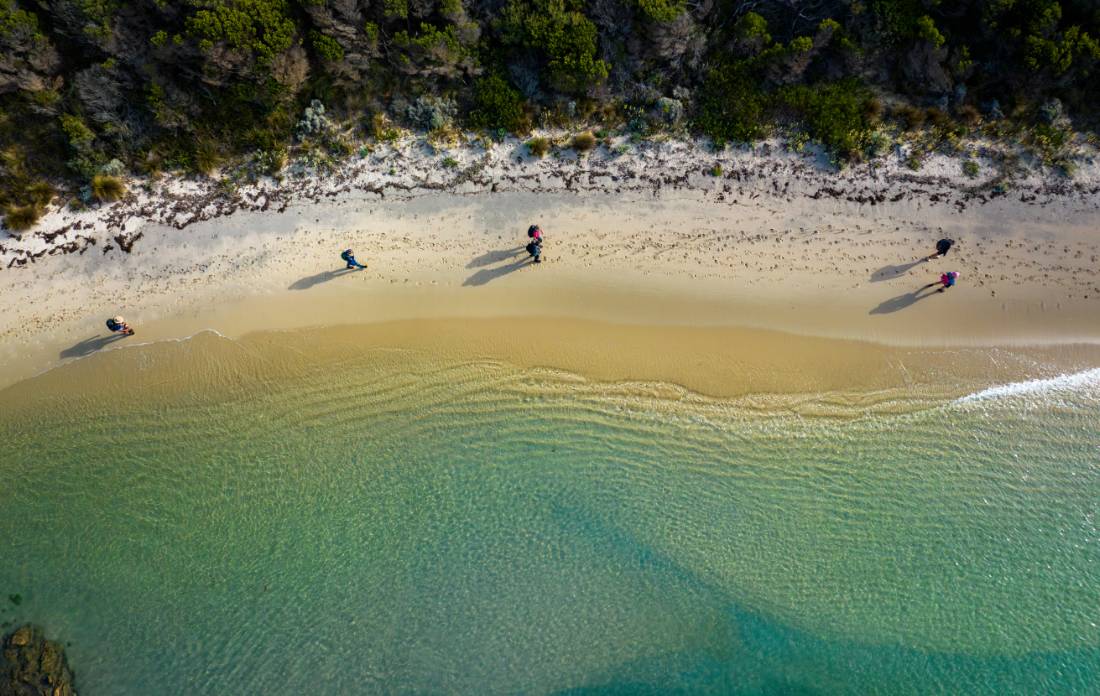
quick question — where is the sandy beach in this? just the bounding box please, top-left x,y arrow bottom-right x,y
2,136 -> 1100,391
4,138 -> 1100,696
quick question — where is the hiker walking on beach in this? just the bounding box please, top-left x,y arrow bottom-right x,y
924,271 -> 959,292
106,316 -> 134,336
927,238 -> 954,260
340,249 -> 367,270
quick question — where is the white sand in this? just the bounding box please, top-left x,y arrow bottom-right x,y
2,134 -> 1099,388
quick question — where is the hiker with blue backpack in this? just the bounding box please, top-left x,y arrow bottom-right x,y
924,271 -> 959,292
340,249 -> 367,270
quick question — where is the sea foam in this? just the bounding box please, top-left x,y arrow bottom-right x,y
956,367 -> 1100,404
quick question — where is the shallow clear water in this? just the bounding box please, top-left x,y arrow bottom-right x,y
1,332 -> 1099,694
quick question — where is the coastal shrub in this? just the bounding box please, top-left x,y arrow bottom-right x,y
391,23 -> 475,79
254,148 -> 287,175
527,136 -> 550,157
635,0 -> 683,23
571,131 -> 597,153
296,100 -> 331,139
193,139 -> 223,175
863,97 -> 884,123
925,107 -> 950,128
777,80 -> 873,160
498,0 -> 609,94
962,159 -> 980,178
185,0 -> 296,66
468,74 -> 528,134
310,30 -> 344,62
441,156 -> 459,168
956,104 -> 981,126
894,104 -> 926,130
25,181 -> 55,208
91,174 -> 125,202
371,113 -> 401,142
406,95 -> 457,131
3,203 -> 41,231
695,61 -> 768,144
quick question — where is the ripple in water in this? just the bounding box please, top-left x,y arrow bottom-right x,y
1,333 -> 1098,694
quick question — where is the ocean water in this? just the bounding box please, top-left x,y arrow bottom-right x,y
1,330 -> 1099,694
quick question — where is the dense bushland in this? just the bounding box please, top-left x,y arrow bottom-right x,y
1,0 -> 1099,223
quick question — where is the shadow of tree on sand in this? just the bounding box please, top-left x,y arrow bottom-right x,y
869,286 -> 941,314
463,255 -> 532,286
870,258 -> 925,282
59,334 -> 128,359
289,268 -> 357,290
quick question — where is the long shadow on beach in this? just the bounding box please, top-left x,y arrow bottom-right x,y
870,258 -> 925,282
60,334 -> 127,359
289,268 -> 355,290
467,246 -> 524,269
869,286 -> 940,315
464,256 -> 531,286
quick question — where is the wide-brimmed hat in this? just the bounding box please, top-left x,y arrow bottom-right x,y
113,315 -> 125,323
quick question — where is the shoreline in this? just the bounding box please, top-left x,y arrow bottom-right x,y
7,315 -> 1100,419
2,139 -> 1100,393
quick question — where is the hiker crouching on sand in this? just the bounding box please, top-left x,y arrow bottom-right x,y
528,225 -> 543,246
340,249 -> 367,270
525,240 -> 542,263
106,316 -> 134,336
924,271 -> 958,292
526,224 -> 543,263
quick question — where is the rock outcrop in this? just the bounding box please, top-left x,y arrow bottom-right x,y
1,625 -> 77,696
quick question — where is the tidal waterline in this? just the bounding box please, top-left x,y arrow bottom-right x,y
1,327 -> 1099,694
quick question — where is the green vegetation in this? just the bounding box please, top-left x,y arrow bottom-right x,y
571,131 -> 597,152
500,0 -> 609,94
468,74 -> 528,133
185,0 -> 297,66
636,0 -> 683,23
6,0 -> 1100,227
527,136 -> 551,157
91,174 -> 125,202
777,80 -> 874,159
3,203 -> 41,231
310,31 -> 344,62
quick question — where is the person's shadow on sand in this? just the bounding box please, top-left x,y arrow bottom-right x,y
463,255 -> 532,286
289,268 -> 355,290
466,246 -> 524,269
870,258 -> 925,282
869,285 -> 941,314
60,334 -> 127,359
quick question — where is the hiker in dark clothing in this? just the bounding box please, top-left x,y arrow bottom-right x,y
525,241 -> 542,263
927,238 -> 954,260
340,249 -> 367,270
106,316 -> 135,336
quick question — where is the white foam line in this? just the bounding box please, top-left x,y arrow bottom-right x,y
956,368 -> 1100,403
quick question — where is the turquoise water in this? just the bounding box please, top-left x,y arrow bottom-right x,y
2,332 -> 1099,694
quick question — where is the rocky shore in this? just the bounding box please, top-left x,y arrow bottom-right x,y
1,625 -> 77,696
